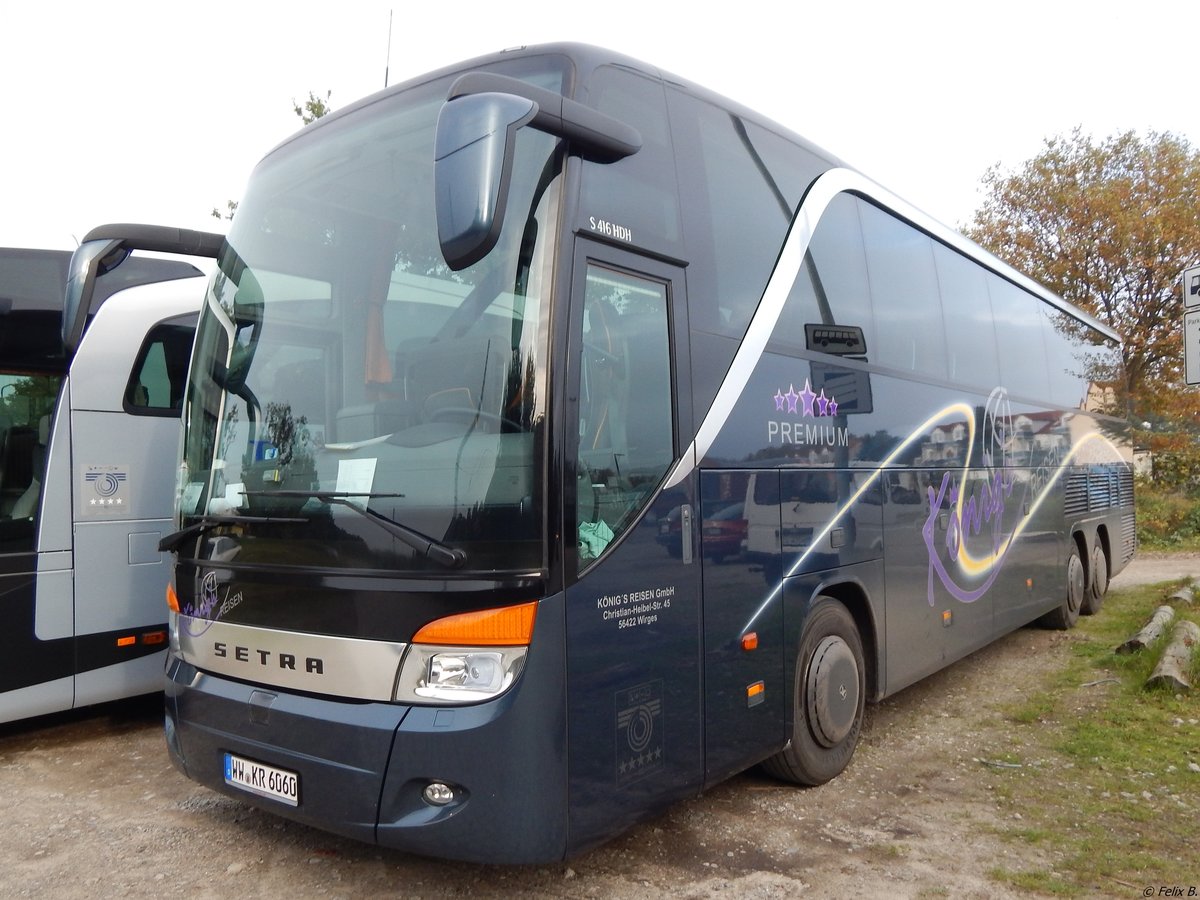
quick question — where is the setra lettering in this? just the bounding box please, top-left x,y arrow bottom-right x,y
211,641 -> 324,674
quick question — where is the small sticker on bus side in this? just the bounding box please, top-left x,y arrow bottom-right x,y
81,464 -> 131,516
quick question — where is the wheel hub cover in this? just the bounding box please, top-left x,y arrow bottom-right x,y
806,635 -> 860,747
1068,553 -> 1085,612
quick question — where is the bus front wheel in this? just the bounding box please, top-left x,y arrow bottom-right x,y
762,597 -> 865,786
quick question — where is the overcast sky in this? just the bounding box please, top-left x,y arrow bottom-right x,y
2,0 -> 1198,251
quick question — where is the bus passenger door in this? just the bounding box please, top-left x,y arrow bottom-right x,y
563,243 -> 703,850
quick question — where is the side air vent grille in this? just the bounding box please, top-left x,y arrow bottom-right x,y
1064,473 -> 1089,518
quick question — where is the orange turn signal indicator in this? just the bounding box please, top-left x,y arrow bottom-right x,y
413,601 -> 538,646
166,583 -> 180,614
117,630 -> 168,649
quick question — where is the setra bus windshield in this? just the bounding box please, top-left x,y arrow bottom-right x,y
179,63 -> 565,582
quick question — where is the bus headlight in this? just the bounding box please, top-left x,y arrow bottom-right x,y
393,601 -> 537,704
430,650 -> 503,691
394,645 -> 528,703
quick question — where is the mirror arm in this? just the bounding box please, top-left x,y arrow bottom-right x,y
446,72 -> 641,161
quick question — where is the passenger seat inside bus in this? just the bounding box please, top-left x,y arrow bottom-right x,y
4,416 -> 47,520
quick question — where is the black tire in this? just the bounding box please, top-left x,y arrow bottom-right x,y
761,598 -> 865,786
1041,542 -> 1084,630
1082,542 -> 1108,616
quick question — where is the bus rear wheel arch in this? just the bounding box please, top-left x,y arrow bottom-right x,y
761,597 -> 865,786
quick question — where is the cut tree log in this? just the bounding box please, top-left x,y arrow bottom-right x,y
1168,584 -> 1195,604
1145,620 -> 1200,692
1116,605 -> 1175,654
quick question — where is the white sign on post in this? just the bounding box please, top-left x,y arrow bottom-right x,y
1183,265 -> 1200,385
1185,265 -> 1200,309
1186,309 -> 1200,386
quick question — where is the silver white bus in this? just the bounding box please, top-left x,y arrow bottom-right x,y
0,230 -> 217,722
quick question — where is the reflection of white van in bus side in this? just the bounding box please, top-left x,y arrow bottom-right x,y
0,234 -> 216,723
743,470 -> 843,582
743,469 -> 928,584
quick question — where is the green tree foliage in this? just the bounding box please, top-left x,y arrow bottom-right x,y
292,90 -> 332,126
965,129 -> 1200,423
211,91 -> 333,220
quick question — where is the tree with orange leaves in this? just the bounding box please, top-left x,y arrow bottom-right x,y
966,128 -> 1200,432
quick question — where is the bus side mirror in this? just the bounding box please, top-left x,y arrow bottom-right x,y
63,224 -> 223,358
434,92 -> 538,271
63,239 -> 129,356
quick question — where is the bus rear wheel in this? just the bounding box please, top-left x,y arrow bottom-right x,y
1041,543 -> 1084,630
1082,542 -> 1108,616
761,597 -> 865,786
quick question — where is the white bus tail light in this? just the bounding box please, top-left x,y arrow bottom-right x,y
394,602 -> 537,704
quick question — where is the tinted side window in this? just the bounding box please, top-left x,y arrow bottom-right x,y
988,279 -> 1050,401
668,90 -> 817,338
859,203 -> 947,379
124,321 -> 196,415
581,66 -> 682,262
776,193 -> 874,355
933,242 -> 1000,389
1042,307 -> 1122,411
0,373 -> 62,546
575,264 -> 674,566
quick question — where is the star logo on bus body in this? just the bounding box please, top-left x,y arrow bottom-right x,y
785,385 -> 800,414
774,389 -> 787,412
798,380 -> 817,417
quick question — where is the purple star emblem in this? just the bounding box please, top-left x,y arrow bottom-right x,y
816,390 -> 830,417
774,389 -> 787,411
785,384 -> 800,414
799,380 -> 817,417
828,397 -> 838,417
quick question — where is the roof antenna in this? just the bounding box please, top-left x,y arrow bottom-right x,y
384,9 -> 393,88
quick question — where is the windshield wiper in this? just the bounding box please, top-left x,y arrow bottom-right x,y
158,512 -> 309,553
242,489 -> 468,569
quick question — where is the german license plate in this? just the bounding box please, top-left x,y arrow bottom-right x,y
223,752 -> 299,807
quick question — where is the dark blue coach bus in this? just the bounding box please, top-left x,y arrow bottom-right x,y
111,43 -> 1132,862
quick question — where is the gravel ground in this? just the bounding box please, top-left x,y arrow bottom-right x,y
1,554 -> 1196,899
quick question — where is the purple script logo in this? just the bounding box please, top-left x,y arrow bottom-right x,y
922,469 -> 1016,604
182,571 -> 244,636
921,388 -> 1021,605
